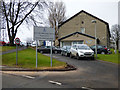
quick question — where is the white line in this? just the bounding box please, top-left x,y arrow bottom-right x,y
22,75 -> 35,79
49,80 -> 62,86
82,87 -> 94,90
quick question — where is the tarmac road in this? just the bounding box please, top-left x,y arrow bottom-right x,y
2,54 -> 119,89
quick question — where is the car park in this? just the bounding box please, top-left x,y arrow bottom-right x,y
70,44 -> 94,60
37,46 -> 61,54
90,45 -> 111,54
61,46 -> 71,56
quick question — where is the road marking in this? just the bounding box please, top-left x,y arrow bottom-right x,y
82,86 -> 94,90
22,75 -> 35,79
48,80 -> 62,86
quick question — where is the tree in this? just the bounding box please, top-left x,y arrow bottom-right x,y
1,0 -> 47,45
48,1 -> 66,42
111,24 -> 120,51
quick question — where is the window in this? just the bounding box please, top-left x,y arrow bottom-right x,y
98,45 -> 102,49
81,27 -> 85,33
72,41 -> 84,45
81,21 -> 84,24
62,42 -> 71,47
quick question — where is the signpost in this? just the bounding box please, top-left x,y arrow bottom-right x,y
15,37 -> 20,65
34,26 -> 55,68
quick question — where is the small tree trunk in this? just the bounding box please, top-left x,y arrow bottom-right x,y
9,37 -> 15,46
116,40 -> 119,49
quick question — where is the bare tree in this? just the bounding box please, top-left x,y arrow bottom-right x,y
111,24 -> 120,52
1,0 -> 47,45
48,1 -> 66,41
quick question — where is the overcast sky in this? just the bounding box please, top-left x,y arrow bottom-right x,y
4,0 -> 119,42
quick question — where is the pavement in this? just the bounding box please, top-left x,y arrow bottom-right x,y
0,64 -> 76,71
0,46 -> 27,55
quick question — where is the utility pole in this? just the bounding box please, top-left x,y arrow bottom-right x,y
91,20 -> 97,58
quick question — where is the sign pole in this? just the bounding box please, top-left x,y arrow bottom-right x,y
50,40 -> 53,67
15,37 -> 20,65
36,40 -> 38,68
16,44 -> 18,65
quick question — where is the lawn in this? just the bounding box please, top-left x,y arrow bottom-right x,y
97,49 -> 119,64
2,48 -> 66,69
1,46 -> 16,52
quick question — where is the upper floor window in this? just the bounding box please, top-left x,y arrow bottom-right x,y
81,27 -> 85,33
81,21 -> 84,24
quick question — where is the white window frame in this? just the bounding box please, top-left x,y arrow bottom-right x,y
81,27 -> 85,33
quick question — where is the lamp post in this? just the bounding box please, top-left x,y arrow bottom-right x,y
91,20 -> 97,58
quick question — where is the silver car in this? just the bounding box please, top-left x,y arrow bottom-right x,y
70,44 -> 94,60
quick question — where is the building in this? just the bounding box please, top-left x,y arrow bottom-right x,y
0,0 -> 1,41
118,1 -> 120,52
57,10 -> 110,47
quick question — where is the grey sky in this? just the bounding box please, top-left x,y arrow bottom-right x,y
6,0 -> 119,42
63,0 -> 118,27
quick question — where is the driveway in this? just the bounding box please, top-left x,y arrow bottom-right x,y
44,54 -> 118,88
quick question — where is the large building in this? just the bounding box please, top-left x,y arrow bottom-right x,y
57,10 -> 110,47
0,0 -> 1,41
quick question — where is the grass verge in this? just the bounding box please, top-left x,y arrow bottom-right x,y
2,48 -> 66,69
97,49 -> 119,64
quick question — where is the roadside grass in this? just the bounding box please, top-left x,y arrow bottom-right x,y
97,49 -> 119,64
1,46 -> 16,52
2,48 -> 66,69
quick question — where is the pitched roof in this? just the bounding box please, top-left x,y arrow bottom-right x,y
58,10 -> 110,37
58,32 -> 98,41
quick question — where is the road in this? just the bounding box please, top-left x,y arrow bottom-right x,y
2,54 -> 119,88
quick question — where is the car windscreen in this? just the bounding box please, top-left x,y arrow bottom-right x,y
66,46 -> 71,50
78,45 -> 91,50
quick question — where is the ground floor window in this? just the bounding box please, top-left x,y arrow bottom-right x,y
60,40 -> 84,47
62,41 -> 71,46
72,41 -> 84,45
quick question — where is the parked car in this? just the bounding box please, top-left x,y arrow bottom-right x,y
90,45 -> 111,54
37,46 -> 61,54
70,44 -> 94,60
31,43 -> 36,47
61,46 -> 71,56
0,41 -> 6,46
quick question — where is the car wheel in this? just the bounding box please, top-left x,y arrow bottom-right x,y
70,53 -> 73,58
40,51 -> 43,54
101,51 -> 105,54
91,57 -> 95,60
55,51 -> 57,54
61,52 -> 63,56
76,54 -> 80,60
66,53 -> 69,57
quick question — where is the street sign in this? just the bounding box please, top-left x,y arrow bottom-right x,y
34,26 -> 55,41
15,38 -> 20,45
33,26 -> 55,68
15,37 -> 20,65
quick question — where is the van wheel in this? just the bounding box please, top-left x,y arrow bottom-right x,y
70,53 -> 73,58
